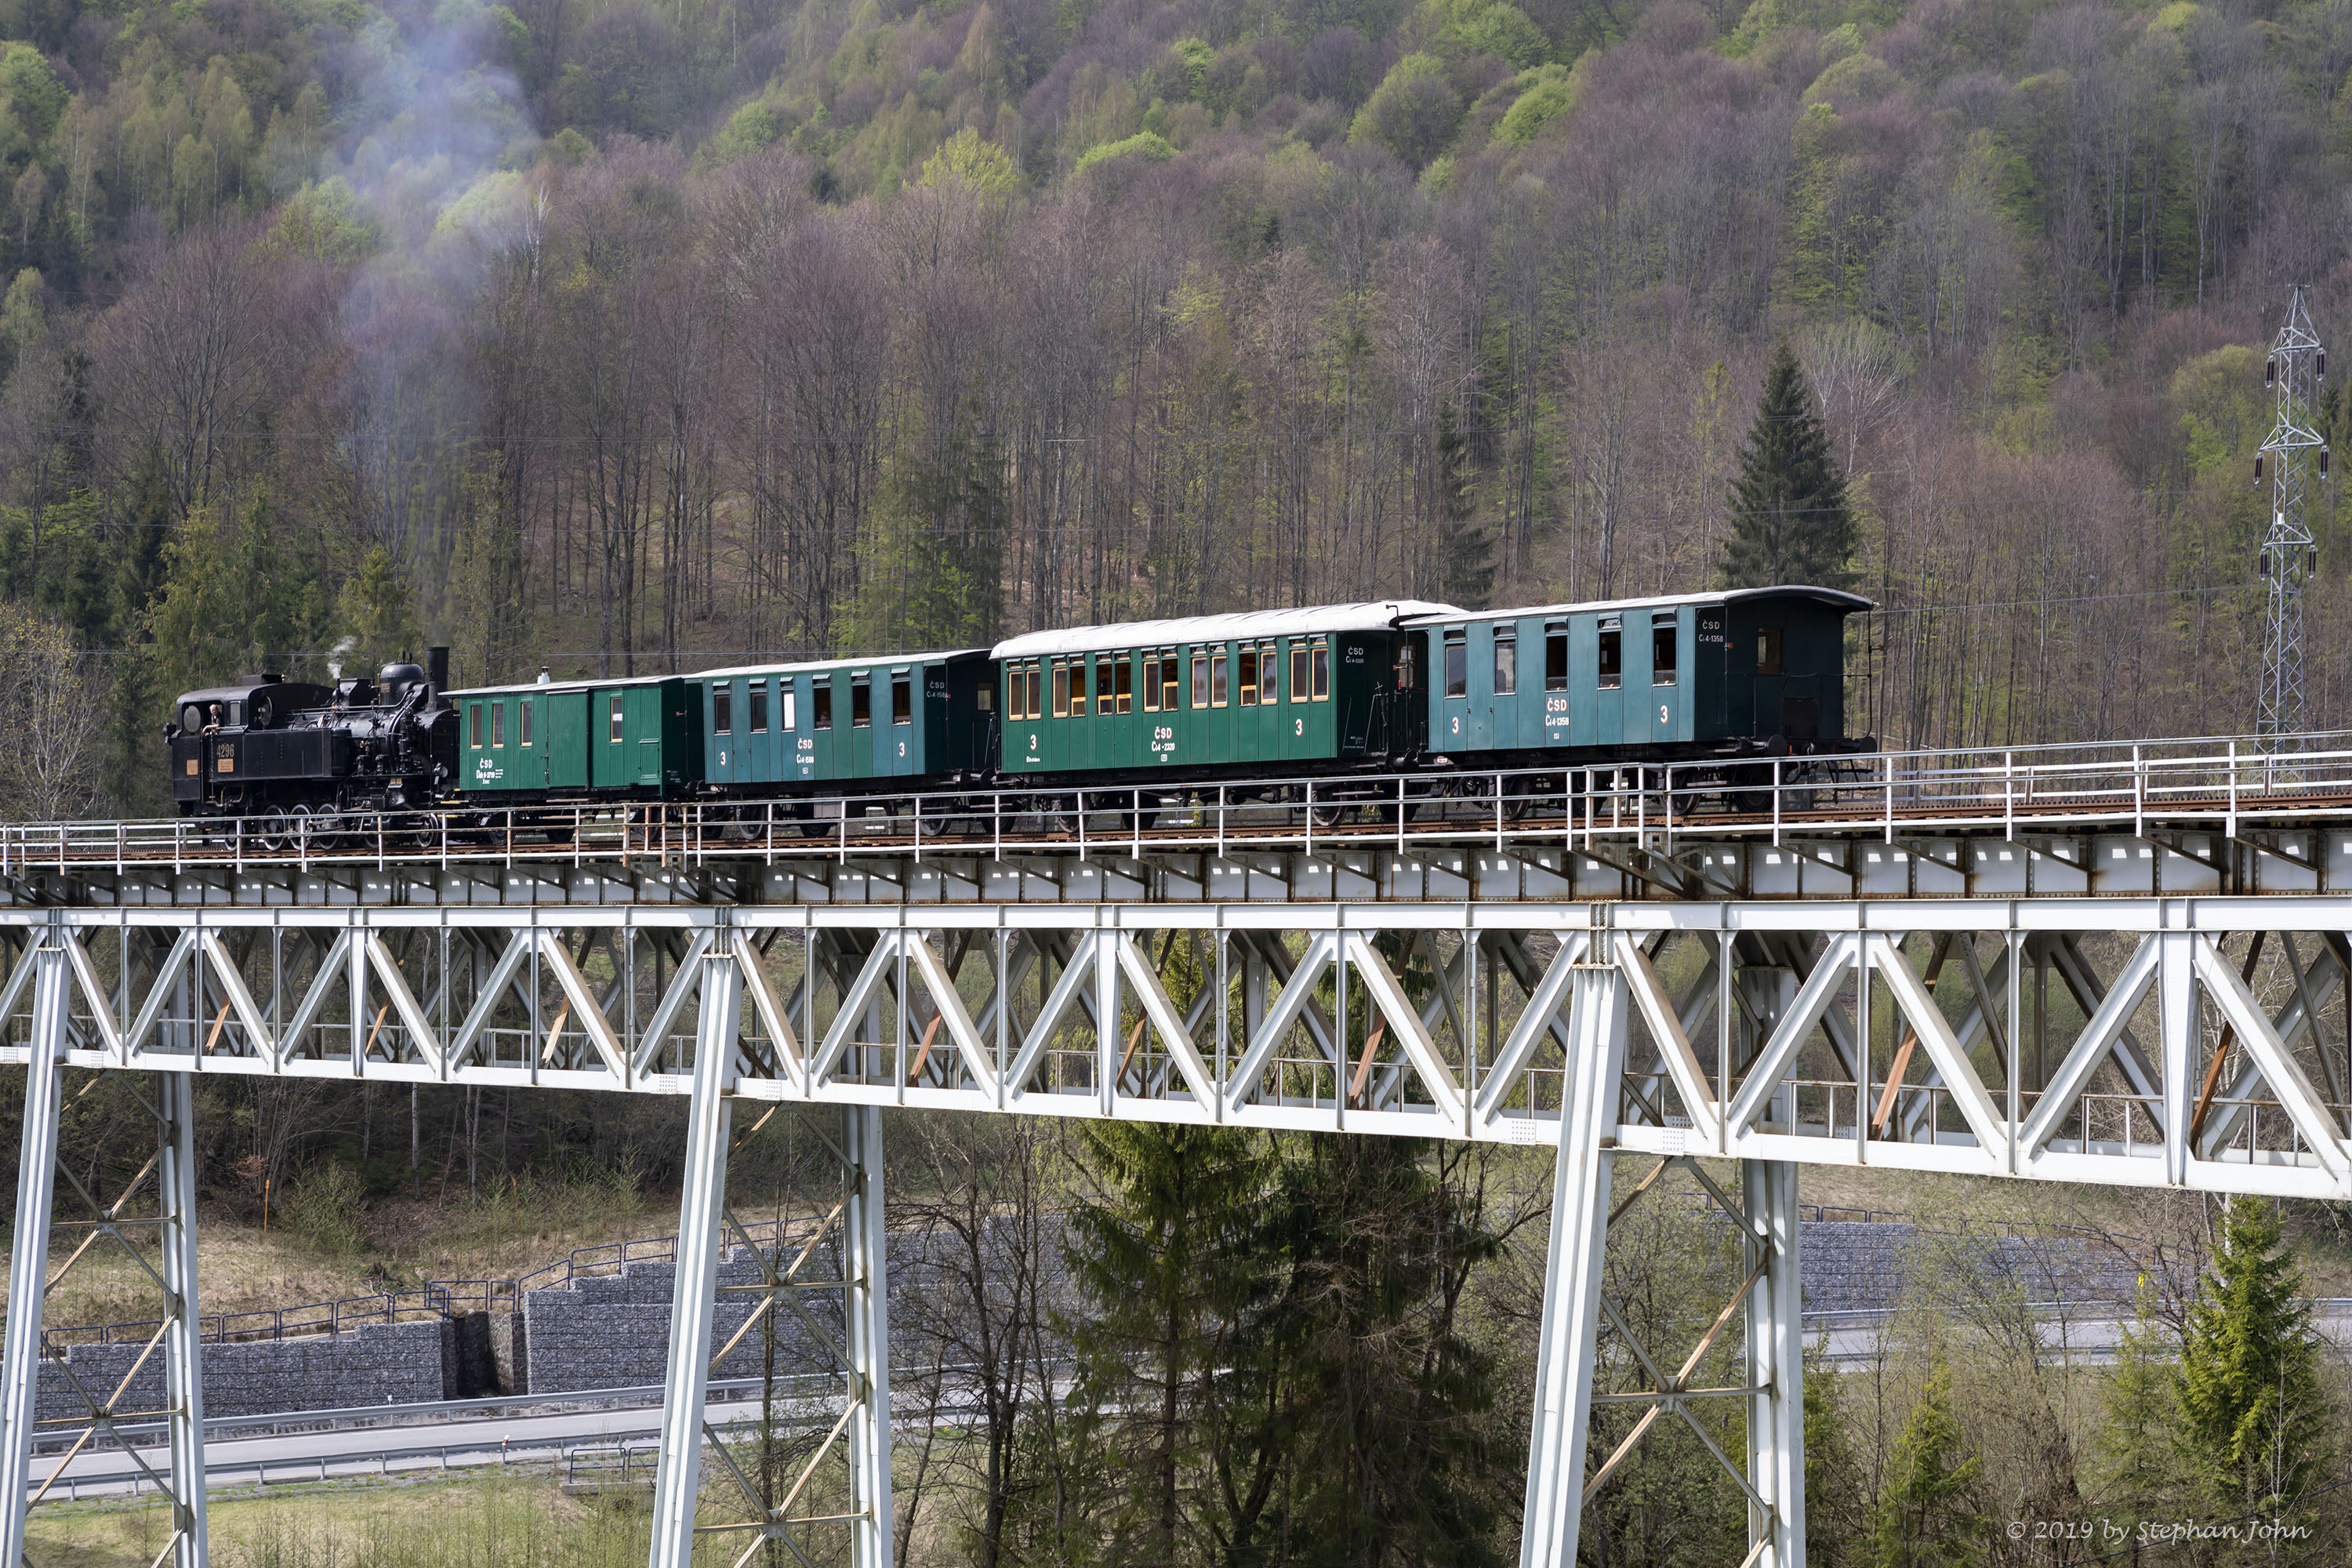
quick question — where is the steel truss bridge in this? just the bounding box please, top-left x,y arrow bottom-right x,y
5,733 -> 2352,1568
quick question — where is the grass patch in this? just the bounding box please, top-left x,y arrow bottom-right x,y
28,1472 -> 742,1566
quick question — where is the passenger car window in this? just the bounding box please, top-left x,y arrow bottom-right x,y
1756,626 -> 1784,675
892,674 -> 913,724
1238,648 -> 1258,706
1191,655 -> 1207,709
1052,664 -> 1070,718
1259,643 -> 1277,703
1544,622 -> 1568,691
1494,628 -> 1517,695
519,700 -> 533,746
1598,620 -> 1622,690
750,681 -> 768,732
1290,644 -> 1308,702
853,678 -> 872,727
1114,657 -> 1133,713
609,695 -> 626,742
713,685 -> 732,735
814,685 -> 833,730
1312,640 -> 1330,699
1443,632 -> 1467,698
782,691 -> 797,730
470,703 -> 484,748
1652,616 -> 1677,686
1210,652 -> 1229,706
1142,655 -> 1160,712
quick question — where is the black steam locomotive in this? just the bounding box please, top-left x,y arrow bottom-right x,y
167,648 -> 459,833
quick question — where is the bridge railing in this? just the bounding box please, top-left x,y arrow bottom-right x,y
6,728 -> 2352,874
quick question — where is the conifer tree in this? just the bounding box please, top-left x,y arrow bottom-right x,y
1062,1118 -> 1276,1562
2095,1276 -> 2197,1530
1871,1357 -> 1985,1567
1723,342 -> 1858,590
2176,1197 -> 2328,1530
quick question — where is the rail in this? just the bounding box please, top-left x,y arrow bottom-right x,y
9,729 -> 2352,878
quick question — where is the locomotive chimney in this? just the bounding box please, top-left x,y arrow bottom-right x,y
426,646 -> 450,703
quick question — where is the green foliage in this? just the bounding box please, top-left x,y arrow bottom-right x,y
2177,1197 -> 2329,1529
0,43 -> 67,144
1076,129 -> 1176,172
2096,1279 -> 2192,1523
259,178 -> 379,264
1255,1134 -> 1504,1567
1491,62 -> 1574,144
1170,36 -> 1215,96
1722,341 -> 1858,590
1411,0 -> 1551,67
1062,1120 -> 1277,1557
700,98 -> 795,169
143,494 -> 328,694
1870,1357 -> 1985,1566
1805,1341 -> 1866,1565
920,126 -> 1022,193
336,544 -> 418,672
1350,53 -> 1464,167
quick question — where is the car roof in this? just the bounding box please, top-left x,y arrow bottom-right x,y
993,601 -> 1462,660
1403,586 -> 1873,625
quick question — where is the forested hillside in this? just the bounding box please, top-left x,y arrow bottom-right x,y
0,0 -> 2349,813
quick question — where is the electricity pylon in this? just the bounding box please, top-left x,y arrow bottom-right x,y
2257,285 -> 2324,750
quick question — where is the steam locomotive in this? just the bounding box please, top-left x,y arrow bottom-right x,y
166,648 -> 459,837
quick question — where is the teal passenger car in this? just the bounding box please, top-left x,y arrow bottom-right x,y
992,602 -> 1457,786
693,652 -> 996,794
452,674 -> 702,800
1406,586 -> 1870,765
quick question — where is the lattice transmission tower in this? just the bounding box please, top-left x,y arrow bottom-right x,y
2257,285 -> 2325,748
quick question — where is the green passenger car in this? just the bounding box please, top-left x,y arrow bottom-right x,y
991,602 -> 1457,787
694,652 -> 996,793
1409,586 -> 1871,765
452,674 -> 702,800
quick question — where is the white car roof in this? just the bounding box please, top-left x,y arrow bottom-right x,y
993,601 -> 1461,659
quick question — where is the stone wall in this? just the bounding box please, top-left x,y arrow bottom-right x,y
1798,1221 -> 2156,1313
35,1320 -> 450,1422
520,1243 -> 913,1395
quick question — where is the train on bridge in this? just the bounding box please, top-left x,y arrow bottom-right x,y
165,586 -> 1872,837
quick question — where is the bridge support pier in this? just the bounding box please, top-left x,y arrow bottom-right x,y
646,945 -> 895,1568
648,946 -> 742,1568
0,941 -> 67,1566
844,1105 -> 892,1568
1744,1158 -> 1803,1568
159,1070 -> 210,1567
1519,960 -> 1627,1568
1518,950 -> 1806,1568
0,932 -> 210,1566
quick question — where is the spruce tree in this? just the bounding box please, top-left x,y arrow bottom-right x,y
2176,1197 -> 2328,1531
2096,1279 -> 2192,1523
1723,341 -> 1858,590
1062,1118 -> 1276,1562
1870,1357 -> 1985,1567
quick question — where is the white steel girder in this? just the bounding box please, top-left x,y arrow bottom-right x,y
0,902 -> 2343,1195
